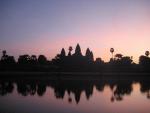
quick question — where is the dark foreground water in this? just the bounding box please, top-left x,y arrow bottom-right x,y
0,73 -> 150,113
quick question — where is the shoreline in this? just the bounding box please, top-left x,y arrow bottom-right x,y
0,71 -> 150,76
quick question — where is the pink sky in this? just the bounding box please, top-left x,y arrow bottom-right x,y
1,0 -> 150,63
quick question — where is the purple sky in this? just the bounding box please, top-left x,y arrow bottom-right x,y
1,0 -> 150,63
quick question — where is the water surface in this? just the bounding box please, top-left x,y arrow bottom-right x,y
0,74 -> 150,113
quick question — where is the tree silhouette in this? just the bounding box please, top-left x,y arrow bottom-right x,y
95,58 -> 103,64
115,54 -> 123,60
1,50 -> 8,60
38,55 -> 47,64
0,50 -> 15,65
139,55 -> 150,68
2,50 -> 6,56
18,55 -> 30,64
1,56 -> 15,65
139,55 -> 150,72
110,48 -> 114,59
68,46 -> 73,56
121,56 -> 132,65
30,55 -> 37,65
145,51 -> 150,57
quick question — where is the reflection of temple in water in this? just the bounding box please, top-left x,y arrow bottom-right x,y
0,76 -> 150,104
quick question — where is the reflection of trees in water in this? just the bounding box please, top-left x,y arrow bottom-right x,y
0,77 -> 150,104
110,81 -> 132,102
140,81 -> 150,99
17,81 -> 36,96
0,81 -> 14,96
16,81 -> 46,96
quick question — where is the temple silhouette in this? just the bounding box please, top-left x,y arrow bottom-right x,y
0,43 -> 150,72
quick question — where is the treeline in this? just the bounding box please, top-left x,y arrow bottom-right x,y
0,44 -> 150,72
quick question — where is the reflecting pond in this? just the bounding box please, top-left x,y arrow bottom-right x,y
0,74 -> 150,113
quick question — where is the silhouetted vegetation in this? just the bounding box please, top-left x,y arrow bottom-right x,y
0,44 -> 150,72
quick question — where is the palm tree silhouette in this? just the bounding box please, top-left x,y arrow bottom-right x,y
1,50 -> 8,61
2,50 -> 7,57
68,46 -> 73,56
110,48 -> 114,59
145,51 -> 150,57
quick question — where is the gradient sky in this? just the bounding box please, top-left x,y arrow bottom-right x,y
0,0 -> 150,63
